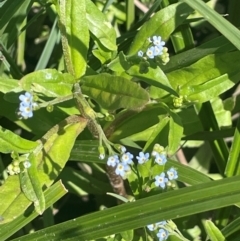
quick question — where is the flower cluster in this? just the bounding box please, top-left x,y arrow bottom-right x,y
106,144 -> 178,189
138,36 -> 165,59
154,167 -> 178,189
173,95 -> 184,108
7,160 -> 31,175
107,147 -> 134,178
18,92 -> 37,119
136,144 -> 178,189
136,149 -> 167,166
147,221 -> 169,241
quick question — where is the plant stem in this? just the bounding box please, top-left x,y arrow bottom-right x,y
38,94 -> 73,108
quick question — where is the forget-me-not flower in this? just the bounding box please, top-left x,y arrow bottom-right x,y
19,92 -> 33,105
154,172 -> 168,189
136,152 -> 149,164
155,153 -> 167,165
157,228 -> 169,241
107,155 -> 119,167
115,163 -> 130,177
146,46 -> 156,59
154,45 -> 163,56
19,92 -> 37,119
147,223 -> 158,231
19,103 -> 33,118
152,36 -> 165,48
121,152 -> 134,165
167,167 -> 178,180
147,220 -> 167,231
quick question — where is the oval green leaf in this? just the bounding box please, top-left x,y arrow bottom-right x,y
204,220 -> 225,241
0,78 -> 18,93
65,0 -> 89,78
81,73 -> 149,110
19,154 -> 45,215
0,126 -> 38,153
127,65 -> 178,96
86,0 -> 117,51
19,69 -> 74,97
128,2 -> 193,55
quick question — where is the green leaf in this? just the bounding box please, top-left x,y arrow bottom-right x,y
65,0 -> 89,78
19,69 -> 75,97
127,65 -> 178,97
10,175 -> 240,240
19,154 -> 45,215
204,220 -> 225,241
182,0 -> 240,51
108,105 -> 167,142
181,74 -> 238,103
143,117 -> 169,152
86,0 -> 117,51
0,126 -> 38,153
70,140 -> 101,163
151,51 -> 240,99
59,166 -> 111,196
0,0 -> 31,34
167,159 -> 211,185
161,35 -> 236,74
222,216 -> 240,238
35,18 -> 59,71
0,181 -> 67,240
0,78 -> 18,93
211,98 -> 232,128
168,110 -> 183,155
175,52 -> 240,88
128,2 -> 193,55
81,73 -> 149,110
225,117 -> 240,177
120,230 -> 134,241
92,47 -> 112,65
161,51 -> 240,102
0,175 -> 27,225
0,116 -> 87,224
36,116 -> 88,188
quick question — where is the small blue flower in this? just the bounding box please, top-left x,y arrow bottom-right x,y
153,45 -> 163,56
154,173 -> 168,189
157,228 -> 169,241
147,223 -> 158,231
107,155 -> 119,167
19,92 -> 33,105
115,163 -> 130,177
138,50 -> 144,57
121,152 -> 134,165
19,103 -> 33,118
148,220 -> 167,231
152,36 -> 165,48
155,153 -> 167,165
167,167 -> 178,180
136,152 -> 149,164
157,220 -> 167,226
146,46 -> 156,59
18,92 -> 37,119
